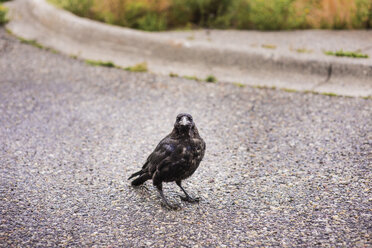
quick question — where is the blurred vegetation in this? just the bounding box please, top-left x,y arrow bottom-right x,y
0,3 -> 7,25
183,75 -> 201,81
48,0 -> 372,31
18,38 -> 44,49
85,59 -> 116,67
84,60 -> 149,72
124,62 -> 148,72
205,75 -> 217,83
324,49 -> 369,58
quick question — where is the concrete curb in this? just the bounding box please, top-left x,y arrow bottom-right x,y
5,0 -> 372,97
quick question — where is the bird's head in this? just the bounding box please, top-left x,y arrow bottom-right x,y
174,113 -> 194,135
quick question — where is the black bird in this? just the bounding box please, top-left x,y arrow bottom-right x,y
128,113 -> 206,209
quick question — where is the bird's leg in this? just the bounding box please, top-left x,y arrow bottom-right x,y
155,183 -> 179,210
176,181 -> 199,203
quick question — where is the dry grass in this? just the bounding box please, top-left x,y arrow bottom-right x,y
306,0 -> 356,28
93,0 -> 170,18
49,0 -> 372,30
294,0 -> 372,29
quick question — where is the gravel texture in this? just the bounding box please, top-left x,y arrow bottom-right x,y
0,28 -> 371,247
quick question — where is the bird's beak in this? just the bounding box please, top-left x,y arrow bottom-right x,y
179,116 -> 190,126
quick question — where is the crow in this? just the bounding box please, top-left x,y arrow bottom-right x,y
128,113 -> 206,209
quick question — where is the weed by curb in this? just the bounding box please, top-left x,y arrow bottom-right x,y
292,48 -> 313,54
169,72 -> 179,77
19,38 -> 44,49
233,82 -> 246,88
262,44 -> 276,49
205,75 -> 217,83
124,62 -> 148,72
14,35 -> 59,53
84,60 -> 148,73
324,50 -> 369,58
183,75 -> 201,82
85,60 -> 115,68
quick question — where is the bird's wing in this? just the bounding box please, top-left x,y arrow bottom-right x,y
201,139 -> 206,160
145,137 -> 177,172
192,136 -> 206,162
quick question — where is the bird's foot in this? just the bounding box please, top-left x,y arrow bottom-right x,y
140,185 -> 150,191
179,195 -> 200,203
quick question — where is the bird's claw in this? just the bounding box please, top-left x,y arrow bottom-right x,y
179,195 -> 200,203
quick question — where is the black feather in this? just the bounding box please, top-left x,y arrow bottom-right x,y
128,113 -> 206,209
128,170 -> 142,180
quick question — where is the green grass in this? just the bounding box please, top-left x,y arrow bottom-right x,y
124,62 -> 148,72
324,50 -> 369,58
48,0 -> 372,31
252,85 -> 345,97
22,39 -> 44,49
205,75 -> 217,83
85,60 -> 149,72
183,75 -> 218,83
307,90 -> 344,97
0,4 -> 7,25
169,72 -> 179,77
18,37 -> 44,49
11,35 -> 61,54
85,59 -> 116,67
261,44 -> 277,49
301,90 -> 344,97
253,85 -> 277,90
183,75 -> 201,82
294,48 -> 313,54
233,82 -> 246,88
283,88 -> 298,93
18,37 -> 57,53
320,92 -> 339,97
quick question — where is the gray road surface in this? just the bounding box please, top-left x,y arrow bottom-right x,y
5,0 -> 372,97
0,28 -> 371,247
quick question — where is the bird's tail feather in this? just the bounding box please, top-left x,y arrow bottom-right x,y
128,170 -> 143,180
131,174 -> 151,186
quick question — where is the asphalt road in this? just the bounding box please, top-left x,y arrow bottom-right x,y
7,0 -> 372,98
1,28 -> 371,247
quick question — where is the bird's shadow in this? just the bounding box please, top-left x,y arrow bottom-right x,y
129,183 -> 201,211
129,183 -> 171,207
130,184 -> 152,197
